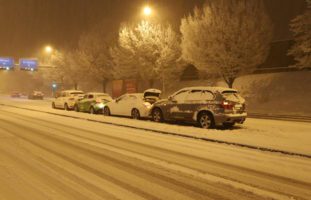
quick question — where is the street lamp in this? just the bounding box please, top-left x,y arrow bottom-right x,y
143,6 -> 152,16
45,46 -> 53,54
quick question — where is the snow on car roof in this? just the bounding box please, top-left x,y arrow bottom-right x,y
87,92 -> 110,96
144,88 -> 161,94
180,86 -> 237,93
128,93 -> 144,97
62,90 -> 84,93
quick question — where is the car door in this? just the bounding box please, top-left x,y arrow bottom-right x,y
85,94 -> 94,111
55,92 -> 66,108
109,95 -> 127,116
78,94 -> 88,112
182,90 -> 206,120
115,95 -> 131,116
127,95 -> 139,116
166,90 -> 190,120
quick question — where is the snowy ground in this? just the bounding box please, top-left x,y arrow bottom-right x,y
0,96 -> 311,199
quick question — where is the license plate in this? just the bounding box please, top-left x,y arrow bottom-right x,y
235,104 -> 242,109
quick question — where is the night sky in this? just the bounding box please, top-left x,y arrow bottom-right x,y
0,0 -> 306,59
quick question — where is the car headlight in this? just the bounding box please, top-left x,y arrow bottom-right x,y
143,102 -> 152,108
97,103 -> 105,108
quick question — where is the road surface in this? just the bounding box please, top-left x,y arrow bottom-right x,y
0,97 -> 310,199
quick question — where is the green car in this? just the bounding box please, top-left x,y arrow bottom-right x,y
74,92 -> 112,114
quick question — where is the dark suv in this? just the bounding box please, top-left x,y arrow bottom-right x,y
151,87 -> 247,128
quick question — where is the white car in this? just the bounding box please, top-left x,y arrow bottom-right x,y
52,90 -> 84,110
103,89 -> 161,119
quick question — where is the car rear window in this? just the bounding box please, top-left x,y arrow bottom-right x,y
222,91 -> 244,102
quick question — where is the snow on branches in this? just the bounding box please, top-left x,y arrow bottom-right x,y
288,0 -> 311,68
180,0 -> 273,88
113,21 -> 181,91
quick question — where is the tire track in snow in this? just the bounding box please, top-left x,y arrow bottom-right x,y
0,114 -> 270,199
1,109 -> 310,200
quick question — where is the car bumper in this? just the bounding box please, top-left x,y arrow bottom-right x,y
67,101 -> 76,109
214,112 -> 247,124
140,108 -> 152,118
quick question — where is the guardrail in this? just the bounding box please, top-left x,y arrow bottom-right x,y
248,113 -> 311,123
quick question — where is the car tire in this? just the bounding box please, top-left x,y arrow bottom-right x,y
74,104 -> 79,112
131,109 -> 140,119
89,106 -> 96,114
64,103 -> 69,111
103,107 -> 110,116
198,112 -> 214,129
52,102 -> 56,109
223,122 -> 235,129
152,108 -> 163,122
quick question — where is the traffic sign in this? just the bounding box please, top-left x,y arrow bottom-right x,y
19,58 -> 38,71
0,57 -> 14,70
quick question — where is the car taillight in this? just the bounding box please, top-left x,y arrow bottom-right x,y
222,101 -> 234,110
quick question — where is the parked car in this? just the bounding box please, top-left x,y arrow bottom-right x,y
74,92 -> 112,114
52,90 -> 84,110
11,91 -> 21,98
103,89 -> 161,119
150,87 -> 246,129
28,91 -> 44,100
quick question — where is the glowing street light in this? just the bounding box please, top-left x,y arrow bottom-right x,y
143,6 -> 152,16
45,45 -> 53,54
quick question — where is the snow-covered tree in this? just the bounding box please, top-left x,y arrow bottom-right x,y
45,50 -> 83,90
76,26 -> 116,92
181,0 -> 273,88
288,0 -> 311,68
113,21 -> 180,92
46,50 -> 66,85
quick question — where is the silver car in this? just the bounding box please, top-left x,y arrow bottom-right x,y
151,87 -> 247,128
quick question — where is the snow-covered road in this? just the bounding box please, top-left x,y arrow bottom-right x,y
0,96 -> 311,199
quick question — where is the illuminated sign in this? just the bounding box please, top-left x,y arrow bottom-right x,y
0,57 -> 14,70
19,59 -> 38,71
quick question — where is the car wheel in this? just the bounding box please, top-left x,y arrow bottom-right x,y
64,103 -> 69,111
223,122 -> 235,129
103,107 -> 110,116
131,109 -> 140,119
89,106 -> 96,114
52,102 -> 56,109
198,112 -> 214,129
74,104 -> 79,112
152,108 -> 163,122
